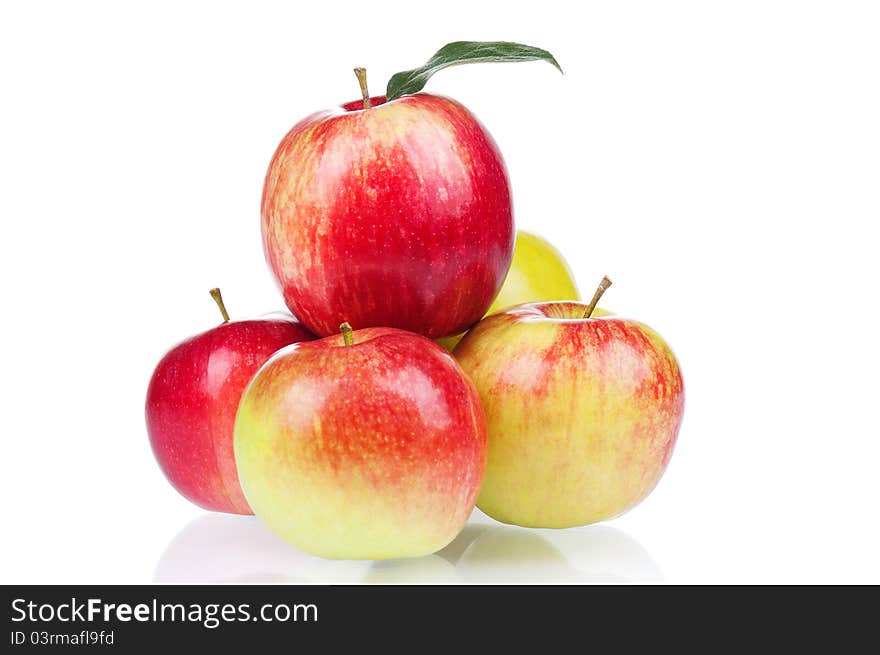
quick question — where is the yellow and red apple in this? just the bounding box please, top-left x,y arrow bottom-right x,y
454,282 -> 684,528
234,325 -> 487,559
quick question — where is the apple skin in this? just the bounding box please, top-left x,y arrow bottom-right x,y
261,93 -> 514,339
488,230 -> 580,314
146,316 -> 315,514
438,229 -> 590,350
453,301 -> 684,528
234,327 -> 488,559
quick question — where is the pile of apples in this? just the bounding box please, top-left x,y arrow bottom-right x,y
146,42 -> 685,560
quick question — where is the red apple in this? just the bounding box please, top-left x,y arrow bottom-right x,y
234,324 -> 487,559
261,83 -> 514,339
453,278 -> 685,528
146,289 -> 315,514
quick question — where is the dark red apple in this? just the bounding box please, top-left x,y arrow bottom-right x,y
261,86 -> 514,339
145,289 -> 315,514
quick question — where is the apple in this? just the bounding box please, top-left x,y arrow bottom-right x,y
234,323 -> 487,559
261,70 -> 514,339
438,229 -> 596,350
146,289 -> 315,514
488,230 -> 579,313
453,278 -> 684,528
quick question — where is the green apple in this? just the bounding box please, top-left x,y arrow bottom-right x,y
488,230 -> 579,313
439,230 -> 597,350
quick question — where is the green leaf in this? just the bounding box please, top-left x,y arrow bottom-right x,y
385,41 -> 562,101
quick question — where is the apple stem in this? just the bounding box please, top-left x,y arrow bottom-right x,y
209,288 -> 230,323
583,276 -> 612,318
353,67 -> 371,110
340,322 -> 354,346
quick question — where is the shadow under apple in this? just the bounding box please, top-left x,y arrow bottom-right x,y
154,513 -> 369,584
155,513 -> 662,584
155,513 -> 471,584
455,523 -> 664,583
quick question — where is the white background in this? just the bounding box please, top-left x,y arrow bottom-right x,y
2,0 -> 878,584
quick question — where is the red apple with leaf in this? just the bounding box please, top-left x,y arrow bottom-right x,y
261,41 -> 562,338
145,289 -> 315,514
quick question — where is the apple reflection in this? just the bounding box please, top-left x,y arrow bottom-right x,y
153,514 -> 369,584
454,523 -> 663,583
155,512 -> 661,584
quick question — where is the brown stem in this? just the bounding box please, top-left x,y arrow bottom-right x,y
353,68 -> 371,109
582,276 -> 612,318
340,322 -> 354,346
209,288 -> 230,323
